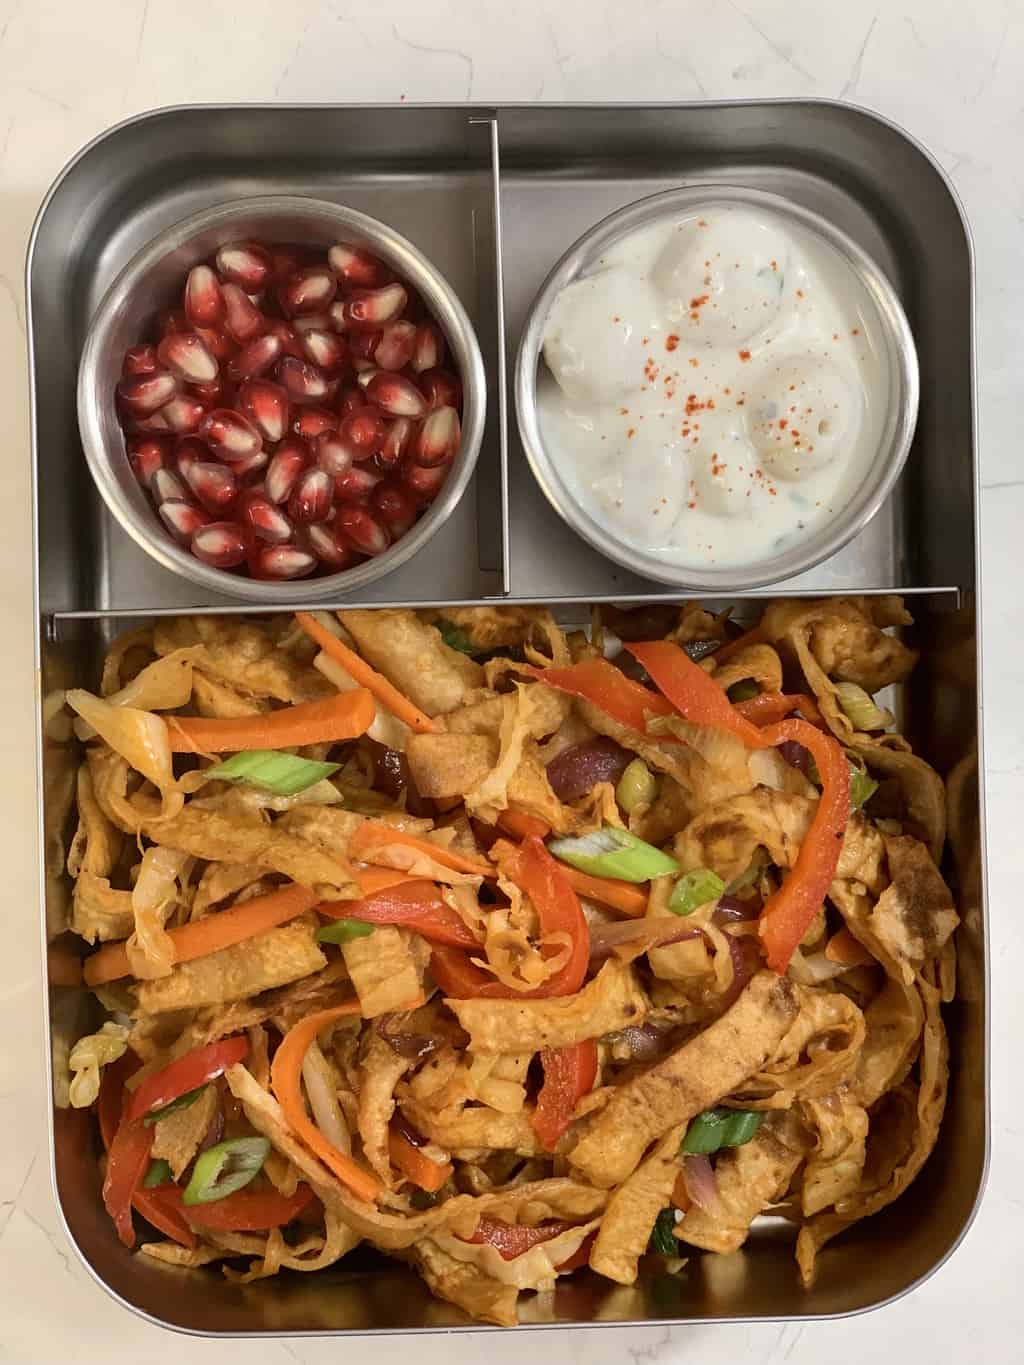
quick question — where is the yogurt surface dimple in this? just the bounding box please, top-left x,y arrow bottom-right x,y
538,204 -> 890,570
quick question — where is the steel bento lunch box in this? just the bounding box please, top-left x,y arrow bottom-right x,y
29,100 -> 987,1335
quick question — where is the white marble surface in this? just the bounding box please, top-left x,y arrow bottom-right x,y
0,1 -> 1020,1360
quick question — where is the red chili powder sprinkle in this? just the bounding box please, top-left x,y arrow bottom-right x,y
738,349 -> 751,361
666,334 -> 680,351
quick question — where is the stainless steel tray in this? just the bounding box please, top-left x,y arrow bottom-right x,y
29,100 -> 987,1335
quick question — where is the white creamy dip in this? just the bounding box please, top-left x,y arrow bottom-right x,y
538,205 -> 890,570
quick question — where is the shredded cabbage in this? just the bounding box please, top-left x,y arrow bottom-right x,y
68,1022 -> 130,1108
126,846 -> 193,979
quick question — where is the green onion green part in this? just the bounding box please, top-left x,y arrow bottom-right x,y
848,765 -> 879,811
649,1207 -> 678,1257
204,749 -> 341,798
548,826 -> 679,883
727,679 -> 760,703
143,1158 -> 173,1188
835,681 -> 894,733
681,1107 -> 764,1156
315,918 -> 375,944
669,868 -> 725,917
143,1084 -> 207,1126
616,758 -> 657,815
725,850 -> 769,894
183,1136 -> 270,1206
437,620 -> 479,656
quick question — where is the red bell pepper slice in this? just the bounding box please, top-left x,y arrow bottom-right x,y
556,1230 -> 597,1272
531,1039 -> 598,1152
148,1182 -> 316,1232
124,1036 -> 249,1122
131,1186 -> 197,1249
467,1216 -> 578,1260
756,718 -> 850,972
98,1052 -> 140,1152
624,641 -> 850,974
103,1115 -> 154,1248
733,690 -> 826,729
320,881 -> 479,949
524,658 -> 674,734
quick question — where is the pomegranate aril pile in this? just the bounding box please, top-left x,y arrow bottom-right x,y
114,235 -> 463,581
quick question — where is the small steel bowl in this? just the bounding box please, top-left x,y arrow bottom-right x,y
78,195 -> 485,603
515,185 -> 919,591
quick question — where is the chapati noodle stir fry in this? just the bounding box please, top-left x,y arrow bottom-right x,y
50,598 -> 958,1326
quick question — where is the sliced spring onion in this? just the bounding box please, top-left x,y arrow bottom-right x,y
835,681 -> 894,733
436,620 -> 479,656
727,679 -> 760,703
669,869 -> 725,917
548,827 -> 679,883
143,1084 -> 207,1126
616,758 -> 657,814
183,1136 -> 270,1206
204,749 -> 341,798
681,1107 -> 764,1156
315,918 -> 375,944
143,1158 -> 173,1188
649,1207 -> 678,1256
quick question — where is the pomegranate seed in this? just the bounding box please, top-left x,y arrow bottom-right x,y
226,332 -> 282,383
184,265 -> 226,328
338,408 -> 385,459
418,367 -> 463,412
263,319 -> 304,359
343,284 -> 407,328
403,461 -> 448,502
151,467 -> 187,504
126,437 -> 168,489
193,325 -> 235,362
292,406 -> 338,441
280,267 -> 336,317
290,311 -> 332,334
269,246 -> 305,283
366,372 -> 427,419
159,499 -> 210,542
413,405 -> 461,467
191,520 -> 249,569
199,407 -> 263,461
372,481 -> 418,537
173,436 -> 206,476
222,284 -> 265,344
334,464 -> 382,502
411,324 -> 445,374
374,321 -> 417,372
348,329 -> 383,361
157,332 -> 218,385
122,345 -> 158,377
159,394 -> 206,434
266,440 -> 310,504
402,286 -> 428,324
327,301 -> 350,332
129,409 -> 173,434
240,491 -> 293,544
227,448 -> 268,480
157,309 -> 189,338
356,367 -> 383,390
314,430 -> 354,478
276,355 -> 329,404
337,384 -> 367,419
336,505 -> 389,556
216,242 -> 272,292
328,243 -> 389,290
250,543 -> 317,580
182,459 -> 239,513
187,376 -> 226,407
378,417 -> 415,469
116,370 -> 178,417
300,328 -> 348,373
304,521 -> 355,569
237,378 -> 289,443
288,468 -> 333,525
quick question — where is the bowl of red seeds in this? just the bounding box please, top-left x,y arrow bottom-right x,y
77,196 -> 485,600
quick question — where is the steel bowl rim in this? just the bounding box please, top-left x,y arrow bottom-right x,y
77,193 -> 486,603
515,182 -> 920,592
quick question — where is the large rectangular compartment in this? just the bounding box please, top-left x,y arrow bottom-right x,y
30,99 -> 987,1335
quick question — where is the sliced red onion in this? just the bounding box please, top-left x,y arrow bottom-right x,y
778,739 -> 813,774
588,918 -> 700,965
546,737 -> 632,802
712,895 -> 760,926
606,1023 -> 668,1062
721,932 -> 762,1008
682,1154 -> 718,1212
376,1013 -> 441,1061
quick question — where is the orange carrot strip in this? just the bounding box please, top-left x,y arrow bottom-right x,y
671,1171 -> 692,1213
271,1002 -> 382,1205
350,821 -> 496,878
353,866 -> 426,896
560,866 -> 649,919
496,808 -> 551,841
388,1131 -> 452,1193
295,611 -> 435,734
824,927 -> 875,967
83,883 -> 318,987
734,690 -> 826,729
167,690 -> 375,753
